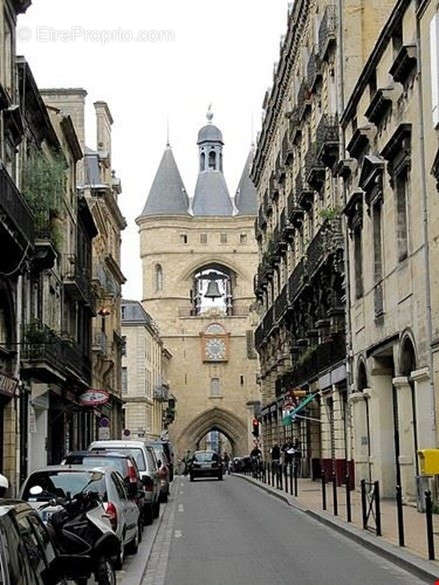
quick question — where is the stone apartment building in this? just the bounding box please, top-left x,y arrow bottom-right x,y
137,112 -> 261,458
121,299 -> 173,441
252,0 -> 396,485
341,0 -> 439,500
41,91 -> 127,442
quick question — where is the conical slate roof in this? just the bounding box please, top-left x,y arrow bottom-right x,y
141,146 -> 190,216
192,171 -> 233,216
235,150 -> 257,216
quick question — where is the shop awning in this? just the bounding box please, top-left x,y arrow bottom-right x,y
282,392 -> 318,426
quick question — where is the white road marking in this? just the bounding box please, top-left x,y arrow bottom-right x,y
174,529 -> 183,538
178,504 -> 184,512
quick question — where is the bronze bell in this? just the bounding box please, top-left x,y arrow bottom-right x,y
205,279 -> 221,300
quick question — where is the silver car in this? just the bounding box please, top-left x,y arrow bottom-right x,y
89,440 -> 161,525
19,465 -> 140,569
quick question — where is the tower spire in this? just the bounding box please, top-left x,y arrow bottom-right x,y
166,117 -> 170,148
207,103 -> 213,123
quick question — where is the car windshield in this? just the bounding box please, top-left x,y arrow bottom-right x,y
77,457 -> 127,477
22,471 -> 107,500
91,447 -> 146,471
194,452 -> 216,462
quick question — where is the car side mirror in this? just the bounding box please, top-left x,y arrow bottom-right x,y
42,555 -> 94,585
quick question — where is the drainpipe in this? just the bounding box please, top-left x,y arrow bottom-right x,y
14,274 -> 23,496
337,0 -> 354,469
415,10 -> 437,444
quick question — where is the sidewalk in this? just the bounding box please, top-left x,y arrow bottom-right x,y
236,472 -> 439,582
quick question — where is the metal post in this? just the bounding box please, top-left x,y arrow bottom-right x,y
279,464 -> 283,491
294,461 -> 298,497
267,462 -> 270,485
396,485 -> 405,547
332,473 -> 338,516
374,481 -> 382,537
272,463 -> 275,487
322,474 -> 327,510
284,462 -> 288,490
289,463 -> 293,495
425,490 -> 435,560
345,476 -> 351,523
360,479 -> 367,529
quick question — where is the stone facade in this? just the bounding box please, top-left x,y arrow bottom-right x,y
137,117 -> 261,459
252,0 -> 396,485
121,299 -> 172,441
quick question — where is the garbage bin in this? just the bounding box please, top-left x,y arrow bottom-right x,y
416,475 -> 432,512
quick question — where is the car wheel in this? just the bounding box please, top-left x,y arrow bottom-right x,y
114,538 -> 125,570
144,504 -> 153,526
126,524 -> 139,555
96,558 -> 116,585
153,500 -> 160,518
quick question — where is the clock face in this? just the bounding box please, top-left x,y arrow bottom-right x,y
205,338 -> 226,361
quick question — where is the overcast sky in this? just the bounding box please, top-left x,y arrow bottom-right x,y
18,1 -> 289,300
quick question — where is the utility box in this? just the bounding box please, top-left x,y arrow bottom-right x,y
418,449 -> 439,475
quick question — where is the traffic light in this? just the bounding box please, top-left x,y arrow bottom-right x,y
252,418 -> 259,437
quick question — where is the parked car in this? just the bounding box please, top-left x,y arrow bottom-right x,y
147,441 -> 171,502
0,499 -> 95,584
153,439 -> 175,482
189,450 -> 223,481
62,450 -> 145,533
89,440 -> 161,525
20,465 -> 140,569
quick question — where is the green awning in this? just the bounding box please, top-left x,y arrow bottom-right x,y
282,393 -> 317,426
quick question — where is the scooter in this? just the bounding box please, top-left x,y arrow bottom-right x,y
31,486 -> 120,585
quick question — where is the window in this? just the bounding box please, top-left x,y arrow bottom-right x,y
431,13 -> 439,127
240,233 -> 247,245
240,375 -> 244,386
180,234 -> 188,244
122,367 -> 127,394
208,151 -> 216,170
395,170 -> 409,261
220,233 -> 227,244
354,227 -> 363,298
200,233 -> 207,244
210,378 -> 220,396
200,152 -> 205,171
4,19 -> 12,96
373,202 -> 383,283
155,264 -> 163,291
121,306 -> 126,320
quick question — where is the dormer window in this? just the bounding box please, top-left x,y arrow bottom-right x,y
208,151 -> 216,170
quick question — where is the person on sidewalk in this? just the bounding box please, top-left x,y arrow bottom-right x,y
223,451 -> 230,474
271,443 -> 280,475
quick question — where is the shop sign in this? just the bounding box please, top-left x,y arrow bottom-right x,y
0,373 -> 18,397
79,389 -> 109,407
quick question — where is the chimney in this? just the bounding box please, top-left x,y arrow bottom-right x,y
94,101 -> 113,183
40,88 -> 87,184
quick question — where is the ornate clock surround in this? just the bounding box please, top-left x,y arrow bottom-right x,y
201,322 -> 230,363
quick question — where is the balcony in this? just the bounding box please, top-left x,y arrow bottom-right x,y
307,50 -> 322,92
270,171 -> 281,198
288,258 -> 305,304
0,162 -> 34,248
282,132 -> 294,165
389,43 -> 417,86
263,306 -> 274,337
63,254 -> 97,314
287,188 -> 305,228
275,285 -> 288,323
306,217 -> 343,278
365,87 -> 398,126
316,114 -> 339,168
319,4 -> 337,61
297,80 -> 311,121
263,190 -> 272,215
280,208 -> 294,241
296,174 -> 314,212
258,206 -> 267,228
255,322 -> 264,350
305,144 -> 325,190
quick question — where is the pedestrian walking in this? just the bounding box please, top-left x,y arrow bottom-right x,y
223,451 -> 230,474
271,443 -> 280,475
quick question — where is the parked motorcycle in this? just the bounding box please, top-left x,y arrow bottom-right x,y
30,485 -> 120,585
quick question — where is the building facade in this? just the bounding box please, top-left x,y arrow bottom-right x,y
137,112 -> 261,458
121,299 -> 172,440
341,0 -> 439,500
252,0 -> 396,485
41,91 -> 127,442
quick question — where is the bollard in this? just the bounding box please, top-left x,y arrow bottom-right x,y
279,464 -> 283,491
360,479 -> 367,529
267,462 -> 270,485
289,463 -> 294,495
294,461 -> 298,497
345,475 -> 352,523
396,485 -> 404,547
284,462 -> 288,490
322,474 -> 327,510
425,490 -> 435,560
374,481 -> 381,537
272,463 -> 275,487
332,473 -> 338,516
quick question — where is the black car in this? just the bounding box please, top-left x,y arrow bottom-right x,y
189,450 -> 223,481
0,500 -> 93,584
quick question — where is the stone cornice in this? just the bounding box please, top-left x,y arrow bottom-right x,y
410,367 -> 429,383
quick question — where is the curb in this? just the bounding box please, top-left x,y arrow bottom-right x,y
235,474 -> 439,583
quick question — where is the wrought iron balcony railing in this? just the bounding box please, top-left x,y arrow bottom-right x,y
305,143 -> 325,190
307,50 -> 321,91
287,185 -> 305,228
275,285 -> 288,323
316,114 -> 339,168
255,322 -> 264,350
288,107 -> 302,144
297,80 -> 311,121
296,173 -> 314,212
288,258 -> 305,304
282,132 -> 294,165
319,4 -> 337,61
0,162 -> 34,246
63,254 -> 97,313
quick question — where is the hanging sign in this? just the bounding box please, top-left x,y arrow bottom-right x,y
0,373 -> 18,397
79,389 -> 109,407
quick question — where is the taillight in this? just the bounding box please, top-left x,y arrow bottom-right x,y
105,501 -> 118,531
143,477 -> 154,492
128,462 -> 137,484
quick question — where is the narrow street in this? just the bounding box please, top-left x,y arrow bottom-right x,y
138,476 -> 428,585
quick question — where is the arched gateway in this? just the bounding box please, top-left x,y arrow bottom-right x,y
137,111 -> 261,458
